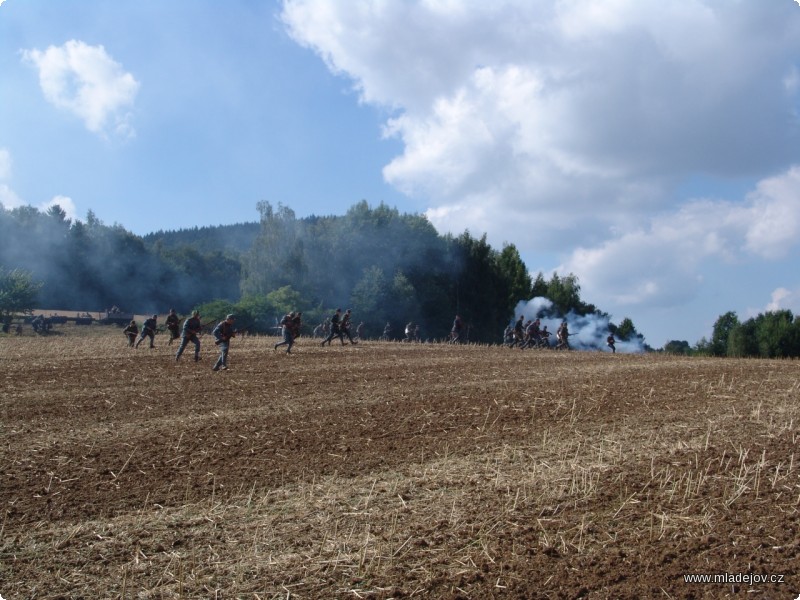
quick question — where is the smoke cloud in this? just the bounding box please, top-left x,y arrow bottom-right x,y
514,297 -> 645,353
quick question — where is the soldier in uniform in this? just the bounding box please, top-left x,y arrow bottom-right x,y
135,314 -> 158,349
274,312 -> 295,353
321,308 -> 344,346
341,309 -> 357,344
212,314 -> 237,371
556,321 -> 570,350
607,333 -> 616,353
123,320 -> 138,347
165,309 -> 180,345
176,310 -> 202,362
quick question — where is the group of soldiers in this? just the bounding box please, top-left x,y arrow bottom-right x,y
124,309 -> 238,371
119,307 -> 620,370
504,315 -> 617,352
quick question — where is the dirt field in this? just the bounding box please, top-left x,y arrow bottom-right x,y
1,326 -> 799,599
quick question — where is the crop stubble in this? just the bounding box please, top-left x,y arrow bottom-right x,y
1,331 -> 799,598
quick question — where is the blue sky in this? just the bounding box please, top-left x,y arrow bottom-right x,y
2,0 -> 800,347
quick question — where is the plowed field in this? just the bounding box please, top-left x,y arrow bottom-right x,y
1,329 -> 799,598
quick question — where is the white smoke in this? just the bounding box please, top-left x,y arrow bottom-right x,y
513,297 -> 645,354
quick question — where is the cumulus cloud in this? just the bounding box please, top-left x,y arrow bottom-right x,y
281,1 -> 800,318
562,166 -> 800,308
21,40 -> 139,138
765,287 -> 800,312
282,1 -> 800,245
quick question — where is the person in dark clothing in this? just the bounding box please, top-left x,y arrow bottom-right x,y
135,315 -> 158,348
165,309 -> 180,345
123,320 -> 138,347
556,321 -> 570,350
607,333 -> 616,354
274,312 -> 295,353
176,311 -> 202,362
451,315 -> 464,343
341,309 -> 357,344
212,314 -> 236,371
292,312 -> 303,339
321,308 -> 344,346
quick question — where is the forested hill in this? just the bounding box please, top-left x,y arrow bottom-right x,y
142,222 -> 260,254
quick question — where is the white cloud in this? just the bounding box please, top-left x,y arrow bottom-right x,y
281,1 -> 800,328
21,40 -> 139,138
743,166 -> 800,260
0,184 -> 23,211
281,0 -> 800,248
562,166 -> 800,308
765,287 -> 797,312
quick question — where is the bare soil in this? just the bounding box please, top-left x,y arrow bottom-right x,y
1,327 -> 799,598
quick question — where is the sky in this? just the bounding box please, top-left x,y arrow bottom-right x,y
1,0 -> 800,348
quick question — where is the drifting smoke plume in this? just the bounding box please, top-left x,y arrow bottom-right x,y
514,297 -> 645,353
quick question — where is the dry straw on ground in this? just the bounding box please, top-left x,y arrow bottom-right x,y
1,327 -> 799,598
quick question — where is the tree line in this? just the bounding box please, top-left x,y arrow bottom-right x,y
1,200 -> 644,344
664,310 -> 800,358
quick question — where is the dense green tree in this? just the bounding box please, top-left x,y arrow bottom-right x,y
531,271 -> 548,298
498,244 -> 532,308
615,317 -> 639,342
726,320 -> 759,357
0,267 -> 42,324
242,202 -> 305,296
663,340 -> 692,355
265,286 -> 305,317
546,273 -> 582,315
350,266 -> 388,330
710,311 -> 739,357
753,310 -> 798,358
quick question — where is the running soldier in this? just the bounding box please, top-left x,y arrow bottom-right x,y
123,320 -> 138,347
165,309 -> 180,345
175,310 -> 202,362
556,321 -> 570,350
341,309 -> 357,344
606,333 -> 616,353
274,312 -> 295,353
135,314 -> 158,349
212,314 -> 237,371
321,308 -> 344,346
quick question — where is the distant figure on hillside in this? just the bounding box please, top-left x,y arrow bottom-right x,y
123,320 -> 138,347
135,315 -> 158,349
404,321 -> 416,342
381,321 -> 392,341
212,314 -> 237,371
165,309 -> 180,345
607,333 -> 616,354
176,311 -> 202,362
